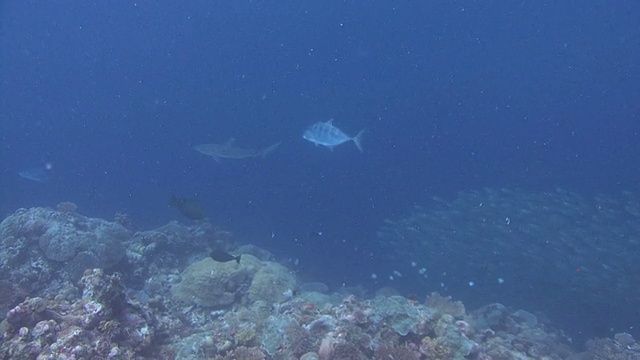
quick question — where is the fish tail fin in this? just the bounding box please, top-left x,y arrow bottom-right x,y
235,255 -> 242,264
261,142 -> 281,157
353,130 -> 365,152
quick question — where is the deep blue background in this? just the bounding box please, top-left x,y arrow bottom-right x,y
1,0 -> 639,345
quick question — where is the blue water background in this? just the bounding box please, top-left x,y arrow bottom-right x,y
1,1 -> 639,344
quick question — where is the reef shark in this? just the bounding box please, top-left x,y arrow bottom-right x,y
193,138 -> 281,162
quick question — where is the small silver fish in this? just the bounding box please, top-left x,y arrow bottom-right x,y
303,119 -> 364,151
281,289 -> 295,299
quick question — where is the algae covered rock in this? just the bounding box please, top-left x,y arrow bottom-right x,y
0,207 -> 130,280
247,261 -> 296,303
172,255 -> 261,308
172,254 -> 296,308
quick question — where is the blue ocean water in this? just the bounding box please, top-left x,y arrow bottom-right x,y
1,0 -> 639,347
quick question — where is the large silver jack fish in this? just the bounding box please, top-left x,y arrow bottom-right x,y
303,119 -> 364,151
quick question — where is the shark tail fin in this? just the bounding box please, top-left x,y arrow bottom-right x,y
261,142 -> 281,157
352,130 -> 365,152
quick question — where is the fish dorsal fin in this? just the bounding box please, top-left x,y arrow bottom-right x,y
225,137 -> 236,146
327,119 -> 334,125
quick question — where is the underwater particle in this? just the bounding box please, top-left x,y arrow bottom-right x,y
393,270 -> 402,277
371,273 -> 377,279
419,267 -> 427,275
411,261 -> 417,267
498,278 -> 505,284
389,275 -> 394,281
505,216 -> 511,225
440,282 -> 445,288
468,281 -> 475,287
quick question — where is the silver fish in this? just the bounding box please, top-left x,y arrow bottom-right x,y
303,119 -> 364,151
193,138 -> 280,162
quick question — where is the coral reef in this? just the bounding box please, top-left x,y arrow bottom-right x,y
374,344 -> 421,360
247,261 -> 297,304
171,254 -> 295,308
214,346 -> 266,360
420,337 -> 453,360
425,292 -> 465,318
171,256 -> 257,308
0,207 -> 130,282
0,206 -> 631,359
0,269 -> 155,359
582,333 -> 640,360
332,342 -> 364,359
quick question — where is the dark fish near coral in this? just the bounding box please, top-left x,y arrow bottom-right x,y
169,196 -> 205,220
193,138 -> 281,162
210,250 -> 241,264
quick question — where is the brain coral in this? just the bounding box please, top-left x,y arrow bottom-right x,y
172,255 -> 297,308
172,255 -> 262,308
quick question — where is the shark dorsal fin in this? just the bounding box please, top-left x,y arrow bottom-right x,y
225,137 -> 236,146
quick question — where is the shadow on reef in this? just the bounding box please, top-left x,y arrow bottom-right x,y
0,205 -> 638,359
